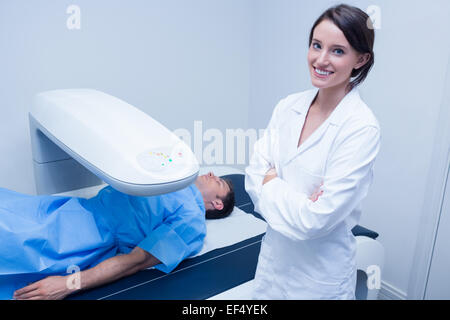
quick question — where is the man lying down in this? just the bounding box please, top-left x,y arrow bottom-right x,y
0,171 -> 234,300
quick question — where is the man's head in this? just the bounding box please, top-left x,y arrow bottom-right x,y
194,172 -> 235,219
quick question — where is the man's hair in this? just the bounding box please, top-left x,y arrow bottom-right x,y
205,178 -> 235,220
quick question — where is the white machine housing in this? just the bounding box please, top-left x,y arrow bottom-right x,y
29,89 -> 199,196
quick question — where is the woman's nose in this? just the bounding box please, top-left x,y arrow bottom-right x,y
316,51 -> 330,65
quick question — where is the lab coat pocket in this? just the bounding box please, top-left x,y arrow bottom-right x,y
286,266 -> 343,299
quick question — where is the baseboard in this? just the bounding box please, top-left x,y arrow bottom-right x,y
378,280 -> 407,300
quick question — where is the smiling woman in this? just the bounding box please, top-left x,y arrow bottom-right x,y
245,3 -> 381,300
308,4 -> 375,92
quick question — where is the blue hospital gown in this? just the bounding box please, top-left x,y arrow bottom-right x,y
0,184 -> 206,299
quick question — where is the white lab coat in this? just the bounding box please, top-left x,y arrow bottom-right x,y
245,87 -> 381,299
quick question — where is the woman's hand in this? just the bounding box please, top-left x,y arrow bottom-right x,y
13,275 -> 72,300
263,167 -> 277,185
309,183 -> 324,202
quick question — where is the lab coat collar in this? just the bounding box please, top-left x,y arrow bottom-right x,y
291,86 -> 361,126
282,86 -> 361,164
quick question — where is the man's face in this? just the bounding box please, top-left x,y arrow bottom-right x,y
195,172 -> 230,211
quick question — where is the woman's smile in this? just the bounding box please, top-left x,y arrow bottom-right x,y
313,66 -> 335,79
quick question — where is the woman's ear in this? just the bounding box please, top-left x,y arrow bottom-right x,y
355,52 -> 371,70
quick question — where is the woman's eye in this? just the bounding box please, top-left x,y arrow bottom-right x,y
312,42 -> 344,55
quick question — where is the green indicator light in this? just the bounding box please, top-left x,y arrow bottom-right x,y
169,159 -> 172,162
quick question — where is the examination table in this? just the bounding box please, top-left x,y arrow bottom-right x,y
65,169 -> 383,300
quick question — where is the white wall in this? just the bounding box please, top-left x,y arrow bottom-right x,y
248,0 -> 450,299
0,0 -> 252,193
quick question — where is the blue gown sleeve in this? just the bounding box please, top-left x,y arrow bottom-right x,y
137,202 -> 206,273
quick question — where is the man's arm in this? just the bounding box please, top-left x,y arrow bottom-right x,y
78,246 -> 160,291
13,247 -> 160,300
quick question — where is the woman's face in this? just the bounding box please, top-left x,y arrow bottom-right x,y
307,19 -> 369,90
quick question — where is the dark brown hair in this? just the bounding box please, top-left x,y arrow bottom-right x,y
309,4 -> 375,91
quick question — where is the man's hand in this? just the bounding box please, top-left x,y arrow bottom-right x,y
262,167 -> 277,185
12,247 -> 160,300
13,275 -> 72,300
